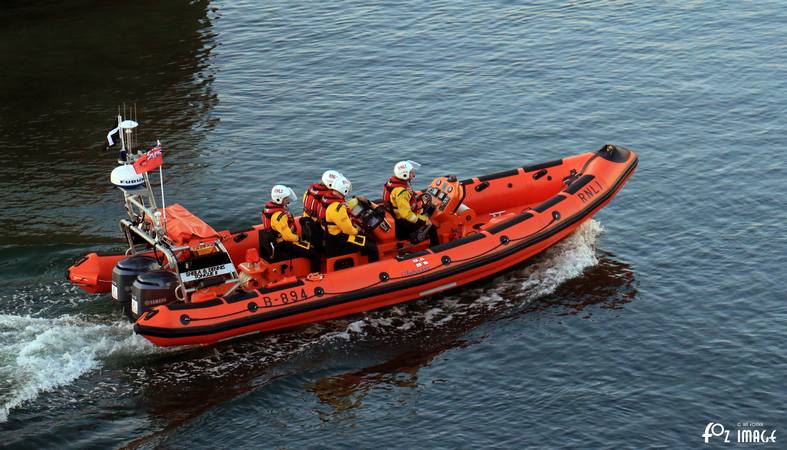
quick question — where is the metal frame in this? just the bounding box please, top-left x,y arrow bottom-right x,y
120,219 -> 189,300
111,113 -> 240,303
119,215 -> 240,302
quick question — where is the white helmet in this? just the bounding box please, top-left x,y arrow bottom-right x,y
271,184 -> 297,205
321,169 -> 343,187
394,160 -> 422,181
329,175 -> 353,196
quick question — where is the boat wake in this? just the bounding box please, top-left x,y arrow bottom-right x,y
0,314 -> 157,423
0,220 -> 605,424
322,218 -> 605,341
512,218 -> 603,299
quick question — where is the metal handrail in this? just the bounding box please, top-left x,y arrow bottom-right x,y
120,219 -> 190,302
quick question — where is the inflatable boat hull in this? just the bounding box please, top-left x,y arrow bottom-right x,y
133,145 -> 638,346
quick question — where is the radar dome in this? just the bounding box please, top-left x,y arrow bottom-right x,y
111,164 -> 145,191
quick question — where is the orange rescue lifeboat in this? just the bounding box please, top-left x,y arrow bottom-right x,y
68,123 -> 637,347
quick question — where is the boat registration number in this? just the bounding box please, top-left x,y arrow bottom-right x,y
181,263 -> 235,282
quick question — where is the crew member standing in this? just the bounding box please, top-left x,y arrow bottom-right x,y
262,185 -> 321,273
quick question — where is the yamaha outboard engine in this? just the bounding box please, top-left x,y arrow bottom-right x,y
130,271 -> 179,320
112,255 -> 159,316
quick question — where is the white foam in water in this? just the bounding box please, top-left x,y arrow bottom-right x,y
322,220 -> 605,341
320,319 -> 369,341
515,219 -> 604,300
0,314 -> 156,423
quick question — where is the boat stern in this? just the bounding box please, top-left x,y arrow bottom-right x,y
67,252 -> 125,294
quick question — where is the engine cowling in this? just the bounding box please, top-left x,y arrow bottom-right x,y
111,255 -> 160,318
130,271 -> 180,320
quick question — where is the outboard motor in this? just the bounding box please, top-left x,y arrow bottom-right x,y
130,270 -> 179,320
112,255 -> 159,315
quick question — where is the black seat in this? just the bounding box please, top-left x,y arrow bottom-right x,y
258,229 -> 276,262
298,216 -> 324,250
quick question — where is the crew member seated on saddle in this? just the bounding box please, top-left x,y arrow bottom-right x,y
262,185 -> 321,273
301,169 -> 344,249
322,174 -> 380,264
383,160 -> 438,245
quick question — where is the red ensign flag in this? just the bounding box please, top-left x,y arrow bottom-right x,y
133,146 -> 163,174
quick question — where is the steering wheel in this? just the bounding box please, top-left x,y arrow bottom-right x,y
419,192 -> 435,217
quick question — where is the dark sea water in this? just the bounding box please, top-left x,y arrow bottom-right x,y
1,0 -> 785,448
